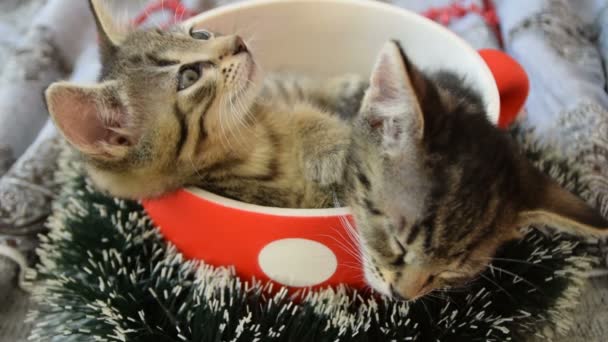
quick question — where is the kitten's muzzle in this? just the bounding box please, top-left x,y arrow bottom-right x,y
388,267 -> 435,301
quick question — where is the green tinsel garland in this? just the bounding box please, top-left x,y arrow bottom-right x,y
26,130 -> 596,341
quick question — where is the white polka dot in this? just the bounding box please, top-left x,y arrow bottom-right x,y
258,238 -> 337,287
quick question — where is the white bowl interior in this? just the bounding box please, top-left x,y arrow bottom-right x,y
182,0 -> 500,214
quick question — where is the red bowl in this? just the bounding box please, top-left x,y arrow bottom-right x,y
143,0 -> 529,292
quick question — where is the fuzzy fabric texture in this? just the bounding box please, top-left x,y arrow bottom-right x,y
2,0 -> 608,340
26,129 -> 596,342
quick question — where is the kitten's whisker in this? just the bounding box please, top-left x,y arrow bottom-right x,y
316,233 -> 363,264
419,298 -> 434,323
232,89 -> 253,146
315,233 -> 358,259
342,261 -> 363,268
339,213 -> 360,243
424,293 -> 448,308
331,222 -> 361,257
188,155 -> 203,180
226,94 -> 242,145
464,274 -> 483,286
441,287 -> 471,294
223,95 -> 240,150
340,263 -> 364,272
233,89 -> 254,130
344,222 -> 361,246
487,265 -> 544,295
231,85 -> 249,120
329,225 -> 364,264
338,223 -> 366,259
434,291 -> 460,310
226,93 -> 246,146
341,261 -> 361,268
445,272 -> 483,290
217,95 -> 230,150
478,273 -> 515,301
333,241 -> 363,265
337,218 -> 367,265
334,195 -> 363,249
218,95 -> 235,151
474,256 -> 553,271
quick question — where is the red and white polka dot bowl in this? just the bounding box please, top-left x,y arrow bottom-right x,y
143,0 -> 529,293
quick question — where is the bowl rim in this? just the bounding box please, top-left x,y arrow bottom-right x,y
180,0 -> 500,216
186,187 -> 352,217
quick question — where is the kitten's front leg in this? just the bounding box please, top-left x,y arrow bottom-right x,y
297,110 -> 352,187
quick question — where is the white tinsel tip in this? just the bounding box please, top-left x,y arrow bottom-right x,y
27,136 -> 596,341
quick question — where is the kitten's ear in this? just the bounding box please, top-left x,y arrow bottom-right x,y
45,81 -> 136,160
89,0 -> 126,63
363,40 -> 427,140
519,176 -> 608,236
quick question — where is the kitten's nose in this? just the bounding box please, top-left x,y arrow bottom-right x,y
233,36 -> 248,55
389,285 -> 406,300
390,269 -> 435,301
390,284 -> 429,301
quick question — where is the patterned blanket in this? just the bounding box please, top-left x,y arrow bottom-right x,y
1,0 -> 608,340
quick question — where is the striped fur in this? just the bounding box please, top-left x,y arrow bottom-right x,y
45,1 -> 366,208
346,41 -> 608,301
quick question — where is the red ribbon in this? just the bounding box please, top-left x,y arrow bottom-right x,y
132,0 -> 196,28
422,0 -> 502,47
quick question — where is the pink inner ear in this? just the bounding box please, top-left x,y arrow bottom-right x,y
370,47 -> 410,103
50,86 -> 131,155
63,101 -> 107,148
371,55 -> 398,99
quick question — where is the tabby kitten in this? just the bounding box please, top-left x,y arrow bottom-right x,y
345,41 -> 608,301
45,0 -> 364,208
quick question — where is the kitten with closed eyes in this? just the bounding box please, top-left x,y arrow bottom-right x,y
345,40 -> 608,301
45,0 -> 364,208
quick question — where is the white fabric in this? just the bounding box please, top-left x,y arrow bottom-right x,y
495,0 -> 608,145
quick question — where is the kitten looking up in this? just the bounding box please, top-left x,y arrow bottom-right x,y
346,40 -> 608,301
45,0 -> 363,208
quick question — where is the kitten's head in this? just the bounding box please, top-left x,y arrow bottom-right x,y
348,41 -> 608,301
45,0 -> 261,198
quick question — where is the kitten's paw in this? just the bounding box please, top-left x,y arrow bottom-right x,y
304,149 -> 347,187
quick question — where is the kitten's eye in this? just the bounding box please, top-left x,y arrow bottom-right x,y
190,28 -> 213,40
178,67 -> 201,91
